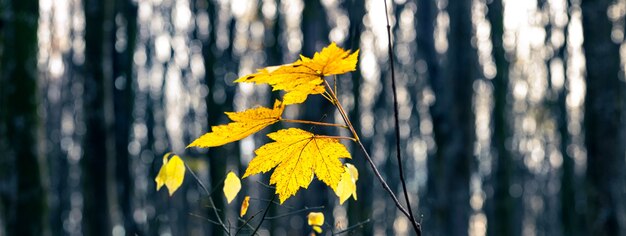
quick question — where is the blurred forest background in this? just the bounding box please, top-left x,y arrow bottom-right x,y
1,0 -> 626,235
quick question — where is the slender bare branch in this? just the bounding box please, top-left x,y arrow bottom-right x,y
382,0 -> 421,234
333,219 -> 371,235
323,79 -> 413,222
251,194 -> 276,235
281,119 -> 349,129
184,163 -> 230,234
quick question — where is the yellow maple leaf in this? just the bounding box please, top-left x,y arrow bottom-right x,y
334,163 -> 358,204
240,195 -> 250,217
235,42 -> 359,105
155,153 -> 186,196
242,128 -> 351,203
187,100 -> 284,148
307,212 -> 325,233
223,171 -> 241,204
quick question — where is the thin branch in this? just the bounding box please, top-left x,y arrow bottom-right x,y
249,197 -> 295,209
314,135 -> 357,142
189,213 -> 223,226
323,80 -> 359,140
382,0 -> 421,234
323,79 -> 413,221
333,219 -> 371,235
281,119 -> 349,129
234,210 -> 264,236
236,217 -> 258,236
251,194 -> 276,235
184,163 -> 230,234
264,206 -> 325,220
255,180 -> 276,189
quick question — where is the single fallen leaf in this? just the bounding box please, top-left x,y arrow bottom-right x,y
308,212 -> 325,233
188,100 -> 284,148
223,171 -> 241,204
155,153 -> 186,196
240,196 -> 250,217
334,163 -> 358,204
235,42 -> 359,105
243,128 -> 351,203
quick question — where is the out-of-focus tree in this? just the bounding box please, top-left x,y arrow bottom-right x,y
581,0 -> 626,235
344,0 -> 372,232
0,0 -> 46,235
426,0 -> 477,234
112,0 -> 138,233
82,0 -> 115,234
486,0 -> 515,235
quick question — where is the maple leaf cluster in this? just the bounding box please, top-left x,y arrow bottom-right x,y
156,42 -> 360,205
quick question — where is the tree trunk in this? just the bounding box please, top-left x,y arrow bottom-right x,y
426,0 -> 476,234
486,0 -> 515,235
344,0 -> 372,232
82,0 -> 115,234
581,0 -> 626,234
0,0 -> 46,235
112,0 -> 138,234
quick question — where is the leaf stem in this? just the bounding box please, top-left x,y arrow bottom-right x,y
323,80 -> 359,140
314,135 -> 357,142
281,119 -> 348,129
382,0 -> 421,234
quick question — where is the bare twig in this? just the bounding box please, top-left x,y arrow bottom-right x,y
313,135 -> 357,141
251,194 -> 276,235
281,119 -> 349,129
382,0 -> 421,234
323,79 -> 412,220
184,163 -> 230,234
264,206 -> 325,220
333,219 -> 371,235
234,210 -> 264,236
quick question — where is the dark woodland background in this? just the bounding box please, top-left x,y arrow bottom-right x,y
1,0 -> 625,235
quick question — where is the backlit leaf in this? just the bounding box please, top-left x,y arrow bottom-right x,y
224,171 -> 241,204
243,128 -> 351,203
240,196 -> 250,217
235,42 -> 359,105
188,100 -> 284,148
155,153 -> 186,196
308,212 -> 325,233
334,163 -> 358,204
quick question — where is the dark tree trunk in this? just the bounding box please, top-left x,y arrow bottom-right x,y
112,0 -> 138,234
581,0 -> 626,234
300,1 -> 333,233
0,0 -> 46,235
486,0 -> 515,235
552,3 -> 585,235
344,0 -> 372,233
82,0 -> 115,234
426,0 -> 476,235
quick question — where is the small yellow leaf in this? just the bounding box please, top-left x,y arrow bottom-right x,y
188,100 -> 284,148
243,128 -> 351,203
223,171 -> 241,204
235,42 -> 359,105
312,226 -> 323,234
335,163 -> 359,204
155,153 -> 186,196
240,196 -> 250,217
308,212 -> 324,233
